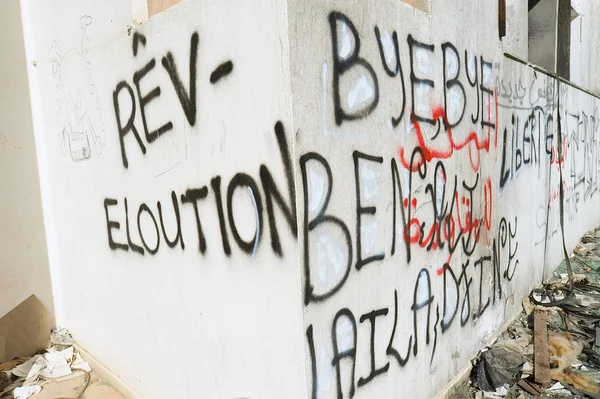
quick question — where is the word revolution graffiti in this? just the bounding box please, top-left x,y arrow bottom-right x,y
105,31 -> 297,258
113,31 -> 234,168
103,120 -> 297,258
100,8 -> 600,399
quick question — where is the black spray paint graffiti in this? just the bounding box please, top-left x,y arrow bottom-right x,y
329,12 -> 380,126
499,91 -> 600,247
499,106 -> 555,190
113,31 -> 234,168
299,140 -> 520,396
300,10 -> 528,399
564,107 -> 600,201
103,122 -> 297,258
497,77 -> 600,198
328,11 -> 496,137
305,212 -> 518,398
300,145 -> 507,303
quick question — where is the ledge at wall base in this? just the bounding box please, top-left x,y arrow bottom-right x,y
73,306 -> 524,399
435,306 -> 524,399
74,342 -> 144,399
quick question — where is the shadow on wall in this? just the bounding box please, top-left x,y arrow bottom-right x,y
0,0 -> 55,322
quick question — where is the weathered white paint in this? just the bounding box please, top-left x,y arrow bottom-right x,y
20,1 -> 304,398
502,0 -> 529,59
0,0 -> 54,320
570,0 -> 600,95
15,0 -> 600,399
290,1 -> 600,398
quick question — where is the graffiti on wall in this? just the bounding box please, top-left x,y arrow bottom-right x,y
497,75 -> 600,249
50,15 -> 105,162
301,10 -> 600,399
105,31 -> 297,258
99,8 -> 600,399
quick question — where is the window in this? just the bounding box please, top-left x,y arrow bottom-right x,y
528,0 -> 573,80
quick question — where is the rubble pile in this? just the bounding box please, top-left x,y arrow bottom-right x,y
457,226 -> 600,399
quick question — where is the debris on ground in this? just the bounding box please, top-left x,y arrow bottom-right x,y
477,343 -> 528,391
0,294 -> 94,399
0,326 -> 92,399
454,225 -> 600,398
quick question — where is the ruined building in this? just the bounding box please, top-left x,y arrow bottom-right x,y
1,0 -> 600,397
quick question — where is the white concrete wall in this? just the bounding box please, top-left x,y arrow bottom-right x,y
289,0 -> 600,398
16,0 -> 600,398
502,0 -> 529,59
0,0 -> 54,319
570,0 -> 600,95
19,0 -> 305,398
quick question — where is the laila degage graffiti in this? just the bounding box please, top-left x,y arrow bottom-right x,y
305,213 -> 518,399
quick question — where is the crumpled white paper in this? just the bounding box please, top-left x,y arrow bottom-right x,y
49,328 -> 75,346
71,354 -> 92,372
11,355 -> 45,379
13,385 -> 41,399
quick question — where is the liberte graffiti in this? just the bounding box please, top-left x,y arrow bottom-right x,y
498,75 -> 600,249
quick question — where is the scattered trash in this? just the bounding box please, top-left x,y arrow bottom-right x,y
460,225 -> 600,399
0,372 -> 9,392
49,328 -> 75,347
476,343 -> 526,391
557,368 -> 600,398
42,351 -> 72,379
13,385 -> 41,399
482,386 -> 508,398
517,378 -> 544,395
546,381 -> 573,396
71,354 -> 92,372
0,322 -> 93,398
10,355 -> 44,379
548,274 -> 590,290
533,310 -> 551,384
548,333 -> 584,373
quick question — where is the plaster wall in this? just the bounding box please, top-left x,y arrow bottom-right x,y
289,0 -> 600,398
503,0 -> 529,59
570,0 -> 600,95
19,0 -> 304,398
15,0 -> 600,398
0,0 -> 54,319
